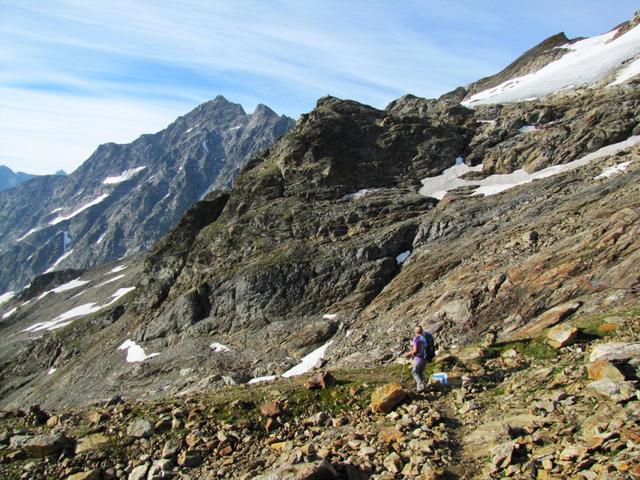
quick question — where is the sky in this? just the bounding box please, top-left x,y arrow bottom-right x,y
1,1 -> 638,175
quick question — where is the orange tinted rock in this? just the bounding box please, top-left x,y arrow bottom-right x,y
371,383 -> 406,413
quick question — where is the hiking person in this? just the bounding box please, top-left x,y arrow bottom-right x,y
404,326 -> 434,392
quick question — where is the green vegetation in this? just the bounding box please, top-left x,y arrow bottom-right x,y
491,337 -> 557,361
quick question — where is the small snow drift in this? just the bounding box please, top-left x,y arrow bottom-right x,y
463,24 -> 640,106
50,194 -> 110,225
16,228 -> 39,242
23,303 -> 103,332
38,278 -> 89,300
342,188 -> 381,200
282,340 -> 333,378
118,339 -> 159,363
109,265 -> 128,274
322,313 -> 338,320
594,161 -> 633,179
210,342 -> 230,352
248,375 -> 277,384
95,274 -> 126,288
2,307 -> 17,319
420,136 -> 640,199
609,56 -> 640,86
0,291 -> 15,306
102,166 -> 147,185
45,249 -> 74,273
396,251 -> 411,265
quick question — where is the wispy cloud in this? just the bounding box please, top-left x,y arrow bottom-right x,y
1,0 -> 637,173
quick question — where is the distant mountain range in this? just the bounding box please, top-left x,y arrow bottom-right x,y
0,96 -> 294,291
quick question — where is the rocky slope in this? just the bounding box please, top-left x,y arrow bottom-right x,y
0,166 -> 40,192
0,97 -> 294,292
0,9 -> 639,452
0,303 -> 638,479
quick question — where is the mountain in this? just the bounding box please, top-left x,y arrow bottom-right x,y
0,13 -> 639,478
0,96 -> 294,292
0,166 -> 37,192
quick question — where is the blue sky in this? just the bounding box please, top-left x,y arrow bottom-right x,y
1,1 -> 638,174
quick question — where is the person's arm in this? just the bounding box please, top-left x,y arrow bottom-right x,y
404,340 -> 418,358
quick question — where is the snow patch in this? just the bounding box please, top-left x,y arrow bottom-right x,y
228,125 -> 242,131
23,303 -> 103,332
118,339 -> 159,363
95,232 -> 107,244
594,161 -> 632,179
396,250 -> 411,265
210,342 -> 230,352
47,367 -> 56,375
248,375 -> 277,384
16,228 -> 39,242
103,166 -> 147,185
463,25 -> 640,106
282,340 -> 333,378
420,136 -> 640,199
518,125 -> 538,133
109,265 -> 128,274
323,313 -> 338,320
342,188 -> 381,200
609,56 -> 640,85
0,291 -> 15,306
95,274 -> 126,288
50,194 -> 110,225
202,140 -> 209,154
2,307 -> 17,319
44,249 -> 74,273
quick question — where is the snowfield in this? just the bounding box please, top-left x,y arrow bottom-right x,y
103,166 -> 147,185
462,24 -> 640,106
420,136 -> 640,199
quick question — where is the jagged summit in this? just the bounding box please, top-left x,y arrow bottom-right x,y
0,97 -> 294,292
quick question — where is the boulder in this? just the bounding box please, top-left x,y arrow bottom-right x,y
76,433 -> 109,453
177,449 -> 202,468
22,433 -> 71,457
260,400 -> 283,418
305,371 -> 335,390
127,463 -> 149,480
126,419 -> 154,438
589,342 -> 640,363
512,301 -> 582,338
254,459 -> 338,480
371,383 -> 406,413
546,324 -> 578,349
67,469 -> 102,480
587,379 -> 636,403
588,359 -> 626,382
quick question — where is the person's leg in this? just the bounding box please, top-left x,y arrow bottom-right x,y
412,358 -> 426,391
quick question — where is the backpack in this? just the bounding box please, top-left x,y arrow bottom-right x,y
422,332 -> 436,361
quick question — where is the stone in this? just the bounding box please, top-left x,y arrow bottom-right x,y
588,359 -> 626,382
76,433 -> 109,453
253,459 -> 338,480
46,416 -> 59,428
522,230 -> 539,244
379,427 -> 404,444
128,463 -> 149,480
587,379 -> 636,402
260,400 -> 283,418
546,323 -> 578,348
87,411 -> 108,424
126,419 -> 154,438
147,459 -> 175,480
491,441 -> 516,469
589,342 -> 640,363
371,383 -> 406,413
22,433 -> 71,457
162,439 -> 179,459
66,469 -> 102,480
178,449 -> 202,468
305,371 -> 335,390
383,452 -> 402,473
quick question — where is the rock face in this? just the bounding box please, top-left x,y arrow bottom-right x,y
0,96 -> 294,292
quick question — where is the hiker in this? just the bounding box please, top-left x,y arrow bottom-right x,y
404,326 -> 433,392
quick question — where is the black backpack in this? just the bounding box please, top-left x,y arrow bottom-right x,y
423,332 -> 436,361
